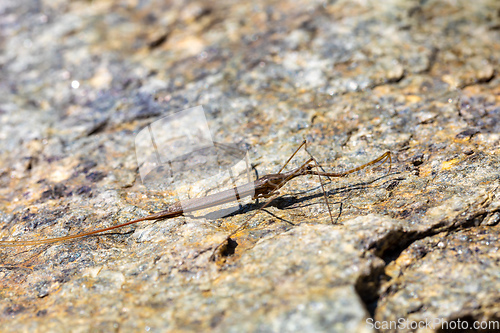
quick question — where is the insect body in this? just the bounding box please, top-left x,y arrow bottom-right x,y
0,141 -> 391,247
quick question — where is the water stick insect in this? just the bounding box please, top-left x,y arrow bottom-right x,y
0,141 -> 392,258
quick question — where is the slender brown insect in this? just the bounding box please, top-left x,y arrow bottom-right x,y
0,141 -> 391,248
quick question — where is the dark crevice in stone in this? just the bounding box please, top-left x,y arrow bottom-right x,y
373,209 -> 491,265
148,31 -> 171,50
353,207 -> 497,322
219,238 -> 238,257
459,71 -> 496,89
371,229 -> 427,264
210,237 -> 239,262
86,118 -> 108,136
354,261 -> 388,318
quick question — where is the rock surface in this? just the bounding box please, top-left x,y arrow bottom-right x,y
0,0 -> 499,332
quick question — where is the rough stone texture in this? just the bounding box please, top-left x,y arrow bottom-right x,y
0,0 -> 499,332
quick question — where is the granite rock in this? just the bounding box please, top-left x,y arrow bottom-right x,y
1,0 -> 499,332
